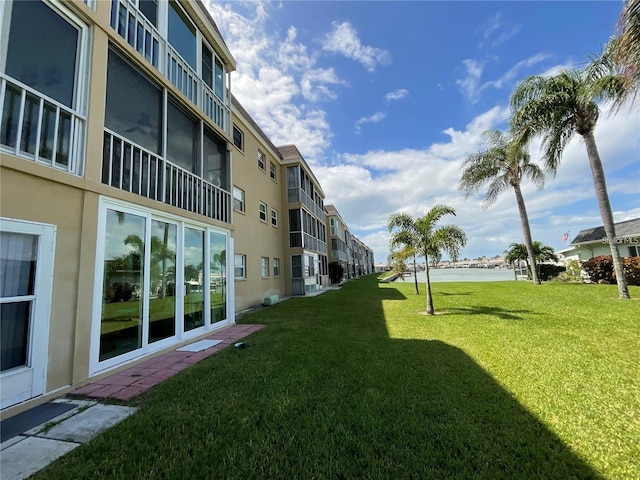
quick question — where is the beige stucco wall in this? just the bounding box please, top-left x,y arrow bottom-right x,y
231,114 -> 285,310
0,162 -> 91,394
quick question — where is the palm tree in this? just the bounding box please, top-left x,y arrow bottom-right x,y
388,214 -> 420,295
389,206 -> 466,315
459,129 -> 545,285
511,70 -> 631,299
614,0 -> 640,103
505,241 -> 558,281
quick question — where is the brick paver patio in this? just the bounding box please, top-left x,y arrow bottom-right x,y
70,324 -> 264,401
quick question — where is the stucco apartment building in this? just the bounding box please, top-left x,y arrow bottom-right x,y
0,0 -> 372,415
325,204 -> 374,281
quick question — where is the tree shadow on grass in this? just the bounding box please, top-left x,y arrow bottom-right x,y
435,291 -> 474,296
444,305 -> 537,320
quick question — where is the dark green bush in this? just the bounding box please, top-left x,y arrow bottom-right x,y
539,264 -> 566,281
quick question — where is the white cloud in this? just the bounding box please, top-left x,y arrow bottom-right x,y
205,1 -> 338,161
479,13 -> 521,49
457,53 -> 551,103
321,21 -> 391,72
354,112 -> 387,134
456,59 -> 484,103
385,89 -> 409,102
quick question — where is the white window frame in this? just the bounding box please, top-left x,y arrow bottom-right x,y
257,150 -> 266,171
234,254 -> 246,279
0,218 -> 55,409
233,186 -> 245,213
261,256 -> 269,277
273,257 -> 280,277
0,0 -> 90,176
269,162 -> 277,181
90,197 -> 233,376
259,202 -> 267,223
271,208 -> 278,227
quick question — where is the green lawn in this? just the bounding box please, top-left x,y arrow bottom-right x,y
37,276 -> 639,479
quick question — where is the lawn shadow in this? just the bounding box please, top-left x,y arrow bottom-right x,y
444,305 -> 536,320
435,291 -> 474,296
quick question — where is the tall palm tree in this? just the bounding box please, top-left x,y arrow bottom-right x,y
388,214 -> 420,295
459,129 -> 545,285
511,70 -> 631,299
614,0 -> 640,102
389,206 -> 466,315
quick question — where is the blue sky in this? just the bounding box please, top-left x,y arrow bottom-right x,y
205,0 -> 640,263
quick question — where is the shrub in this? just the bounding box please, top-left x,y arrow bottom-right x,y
582,255 -> 640,285
329,262 -> 345,284
538,264 -> 566,281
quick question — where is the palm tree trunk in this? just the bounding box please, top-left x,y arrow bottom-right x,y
424,253 -> 434,315
513,183 -> 541,285
412,254 -> 419,295
582,131 -> 630,299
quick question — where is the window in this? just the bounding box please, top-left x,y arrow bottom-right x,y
233,125 -> 243,150
184,227 -> 205,332
234,254 -> 246,279
1,0 -> 87,169
291,255 -> 302,278
233,186 -> 245,212
0,220 -> 55,409
214,58 -> 224,100
167,98 -> 198,173
630,246 -> 639,257
3,1 -> 81,108
138,0 -> 158,26
270,162 -> 277,181
105,48 -> 162,154
259,202 -> 267,222
261,257 -> 269,277
273,258 -> 280,277
168,0 -> 196,69
271,209 -> 278,227
330,218 -> 336,236
201,43 -> 214,89
258,150 -> 266,171
203,128 -> 227,188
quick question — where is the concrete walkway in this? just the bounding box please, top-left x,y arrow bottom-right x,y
1,323 -> 265,480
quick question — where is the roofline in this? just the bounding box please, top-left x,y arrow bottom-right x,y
277,144 -> 326,198
231,94 -> 282,161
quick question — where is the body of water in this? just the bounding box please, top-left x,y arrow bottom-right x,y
395,268 -> 517,283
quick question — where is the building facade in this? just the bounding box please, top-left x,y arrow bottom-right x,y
0,0 -> 373,416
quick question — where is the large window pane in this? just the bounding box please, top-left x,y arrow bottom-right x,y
3,0 -> 79,108
214,58 -> 224,100
209,232 -> 226,323
0,302 -> 30,371
201,44 -> 213,89
168,0 -> 196,70
1,84 -> 21,148
100,209 -> 145,361
149,220 -> 177,343
167,99 -> 197,173
204,129 -> 227,188
105,48 -> 162,154
184,228 -> 204,331
0,233 -> 37,297
139,0 -> 158,27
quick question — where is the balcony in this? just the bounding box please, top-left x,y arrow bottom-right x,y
287,187 -> 325,219
110,0 -> 229,134
0,74 -> 85,176
102,129 -> 231,223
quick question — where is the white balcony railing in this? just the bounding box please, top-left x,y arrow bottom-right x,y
110,0 -> 229,134
102,129 -> 231,223
0,74 -> 85,176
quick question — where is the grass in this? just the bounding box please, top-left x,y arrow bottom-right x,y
36,276 -> 639,479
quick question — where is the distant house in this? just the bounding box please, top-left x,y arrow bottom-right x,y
558,218 -> 640,262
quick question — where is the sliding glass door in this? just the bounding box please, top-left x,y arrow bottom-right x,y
93,200 -> 230,373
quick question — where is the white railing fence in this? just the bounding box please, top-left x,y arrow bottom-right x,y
0,74 -> 85,176
103,129 -> 231,223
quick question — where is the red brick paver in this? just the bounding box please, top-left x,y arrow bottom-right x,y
70,324 -> 264,401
